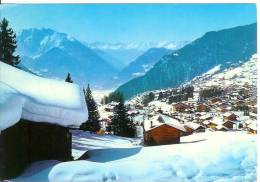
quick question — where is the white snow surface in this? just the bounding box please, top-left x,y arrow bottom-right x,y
0,62 -> 88,131
12,131 -> 256,182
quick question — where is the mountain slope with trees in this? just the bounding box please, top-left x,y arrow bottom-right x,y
116,23 -> 257,99
115,48 -> 172,85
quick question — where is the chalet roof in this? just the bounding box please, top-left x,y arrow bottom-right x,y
216,125 -> 229,131
0,62 -> 88,131
248,122 -> 257,130
185,122 -> 205,130
210,117 -> 223,125
223,112 -> 236,117
145,114 -> 186,132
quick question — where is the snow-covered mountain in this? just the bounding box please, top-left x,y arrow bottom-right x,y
17,28 -> 118,89
87,41 -> 188,70
88,41 -> 188,51
116,23 -> 257,99
114,48 -> 172,86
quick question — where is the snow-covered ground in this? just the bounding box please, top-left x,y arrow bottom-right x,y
12,131 -> 256,182
71,130 -> 141,159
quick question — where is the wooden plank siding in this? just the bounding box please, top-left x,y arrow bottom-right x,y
144,124 -> 181,146
0,119 -> 72,179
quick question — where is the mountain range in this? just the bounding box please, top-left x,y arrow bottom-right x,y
17,28 -> 117,89
87,41 -> 188,70
116,23 -> 257,99
17,28 -> 185,89
114,48 -> 172,86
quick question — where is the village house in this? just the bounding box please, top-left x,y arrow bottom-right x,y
196,103 -> 210,112
223,112 -> 237,121
247,123 -> 257,134
216,125 -> 229,131
172,102 -> 191,113
0,62 -> 88,179
222,120 -> 236,130
208,117 -> 223,130
143,114 -> 186,146
184,122 -> 206,135
208,98 -> 222,105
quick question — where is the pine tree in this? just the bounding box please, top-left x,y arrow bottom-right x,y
108,101 -> 136,138
80,84 -> 101,132
0,18 -> 20,66
65,72 -> 73,83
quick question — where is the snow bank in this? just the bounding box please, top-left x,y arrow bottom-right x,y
0,62 -> 88,131
71,130 -> 140,159
46,132 -> 256,182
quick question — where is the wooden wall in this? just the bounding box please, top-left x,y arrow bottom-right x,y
0,120 -> 72,179
144,124 -> 181,146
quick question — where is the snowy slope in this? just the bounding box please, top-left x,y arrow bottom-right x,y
188,54 -> 257,88
71,130 -> 140,159
12,131 -> 256,182
0,62 -> 88,131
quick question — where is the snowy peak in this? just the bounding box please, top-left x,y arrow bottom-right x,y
18,28 -> 75,58
17,28 -> 118,89
87,41 -> 189,51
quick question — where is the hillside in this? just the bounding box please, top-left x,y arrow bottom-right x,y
116,23 -> 257,99
115,48 -> 172,85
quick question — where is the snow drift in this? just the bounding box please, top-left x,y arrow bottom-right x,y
48,132 -> 256,182
0,62 -> 88,131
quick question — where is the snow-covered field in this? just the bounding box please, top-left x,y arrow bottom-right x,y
12,131 -> 256,182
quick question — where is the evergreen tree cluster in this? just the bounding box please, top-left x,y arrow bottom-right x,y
0,18 -> 20,66
142,92 -> 155,106
107,101 -> 136,138
157,86 -> 194,103
199,86 -> 223,99
80,84 -> 101,132
168,94 -> 189,104
101,91 -> 124,104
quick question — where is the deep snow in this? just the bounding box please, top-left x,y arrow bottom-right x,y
12,131 -> 256,182
0,62 -> 88,131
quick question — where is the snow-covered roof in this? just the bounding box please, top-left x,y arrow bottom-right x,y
0,62 -> 88,131
216,125 -> 229,131
223,112 -> 236,117
144,114 -> 186,132
185,122 -> 204,130
248,122 -> 257,131
210,117 -> 223,125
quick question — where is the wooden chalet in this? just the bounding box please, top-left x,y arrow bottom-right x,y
184,122 -> 206,134
247,123 -> 257,134
143,114 -> 186,146
208,98 -> 222,105
222,120 -> 236,130
196,103 -> 209,112
223,112 -> 237,121
0,62 -> 88,179
172,103 -> 191,113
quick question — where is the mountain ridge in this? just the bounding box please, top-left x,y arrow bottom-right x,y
116,23 -> 257,99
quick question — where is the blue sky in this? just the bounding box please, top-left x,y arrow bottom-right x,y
0,4 -> 256,43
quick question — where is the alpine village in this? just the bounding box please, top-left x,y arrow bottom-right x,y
0,10 -> 258,182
